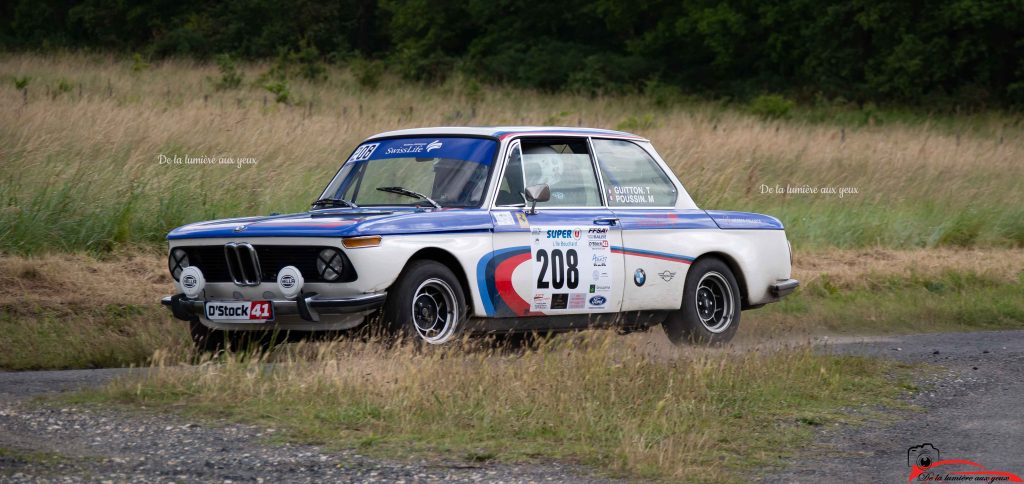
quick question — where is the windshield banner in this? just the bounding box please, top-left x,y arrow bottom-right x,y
347,137 -> 497,165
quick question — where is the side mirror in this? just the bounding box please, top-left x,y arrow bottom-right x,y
524,184 -> 550,215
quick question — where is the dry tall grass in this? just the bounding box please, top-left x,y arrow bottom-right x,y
2,52 -> 1023,251
90,334 -> 901,481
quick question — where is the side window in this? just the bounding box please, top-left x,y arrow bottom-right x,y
593,139 -> 677,207
496,144 -> 526,206
521,139 -> 602,207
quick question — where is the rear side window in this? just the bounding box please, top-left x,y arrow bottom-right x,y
521,139 -> 602,207
593,139 -> 677,207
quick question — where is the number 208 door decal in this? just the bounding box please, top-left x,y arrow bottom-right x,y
476,227 -> 698,317
476,226 -> 612,317
530,226 -> 612,312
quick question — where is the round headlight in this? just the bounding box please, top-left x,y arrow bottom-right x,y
316,248 -> 344,281
168,248 -> 190,281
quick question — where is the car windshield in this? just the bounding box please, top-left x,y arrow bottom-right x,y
319,137 -> 498,208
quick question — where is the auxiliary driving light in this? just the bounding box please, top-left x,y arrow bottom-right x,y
277,265 -> 304,299
179,266 -> 205,299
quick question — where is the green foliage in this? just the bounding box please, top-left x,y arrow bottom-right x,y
749,94 -> 795,120
2,0 -> 1022,107
130,53 -> 149,73
263,80 -> 290,104
55,78 -> 73,93
351,58 -> 383,90
929,211 -> 986,248
14,76 -> 30,90
616,114 -> 657,131
213,54 -> 243,90
292,41 -> 327,82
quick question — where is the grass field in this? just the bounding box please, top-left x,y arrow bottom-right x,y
2,52 -> 1021,480
73,335 -> 911,482
2,52 -> 1023,253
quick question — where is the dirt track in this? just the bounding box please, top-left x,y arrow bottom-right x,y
1,330 -> 1022,482
769,330 -> 1024,482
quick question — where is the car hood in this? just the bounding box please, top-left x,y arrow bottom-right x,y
166,208 -> 494,240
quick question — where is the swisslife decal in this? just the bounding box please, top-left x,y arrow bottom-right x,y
347,137 -> 497,165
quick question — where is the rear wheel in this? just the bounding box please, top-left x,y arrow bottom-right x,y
663,258 -> 741,346
383,260 -> 467,346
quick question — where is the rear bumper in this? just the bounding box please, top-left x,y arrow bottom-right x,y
769,279 -> 800,298
161,292 -> 387,324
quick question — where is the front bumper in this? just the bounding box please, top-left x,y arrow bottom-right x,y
162,292 -> 387,325
769,278 -> 800,298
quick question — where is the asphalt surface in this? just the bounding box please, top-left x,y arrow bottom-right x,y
1,330 -> 1021,482
769,330 -> 1024,483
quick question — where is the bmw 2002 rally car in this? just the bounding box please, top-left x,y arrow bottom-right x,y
163,127 -> 798,350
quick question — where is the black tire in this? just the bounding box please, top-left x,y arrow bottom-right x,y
663,257 -> 741,346
382,260 -> 467,346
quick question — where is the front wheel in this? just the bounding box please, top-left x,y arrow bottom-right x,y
383,260 -> 467,346
663,258 -> 741,346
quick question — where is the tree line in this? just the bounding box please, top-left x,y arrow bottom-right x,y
3,0 -> 1022,108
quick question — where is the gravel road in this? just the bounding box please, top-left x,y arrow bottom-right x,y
2,330 -> 1021,482
0,370 -> 615,483
769,330 -> 1024,482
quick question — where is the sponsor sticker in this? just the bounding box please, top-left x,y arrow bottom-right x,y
349,143 -> 379,161
569,293 -> 586,309
550,293 -> 569,310
493,211 -> 516,226
205,301 -> 273,321
515,212 -> 529,228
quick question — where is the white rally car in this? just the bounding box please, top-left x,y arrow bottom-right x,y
163,127 -> 798,350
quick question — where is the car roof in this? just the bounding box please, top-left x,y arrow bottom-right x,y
366,126 -> 648,142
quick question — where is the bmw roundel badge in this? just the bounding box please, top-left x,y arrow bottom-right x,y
634,268 -> 646,286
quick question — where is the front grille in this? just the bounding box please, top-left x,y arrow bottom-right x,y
179,245 -> 356,284
224,242 -> 261,286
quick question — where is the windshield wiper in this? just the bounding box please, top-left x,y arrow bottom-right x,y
375,186 -> 442,209
311,197 -> 358,209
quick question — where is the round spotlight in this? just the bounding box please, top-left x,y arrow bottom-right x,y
168,248 -> 190,280
179,266 -> 205,299
316,248 -> 344,281
277,265 -> 304,299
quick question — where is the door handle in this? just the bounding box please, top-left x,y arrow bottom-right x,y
593,217 -> 619,226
